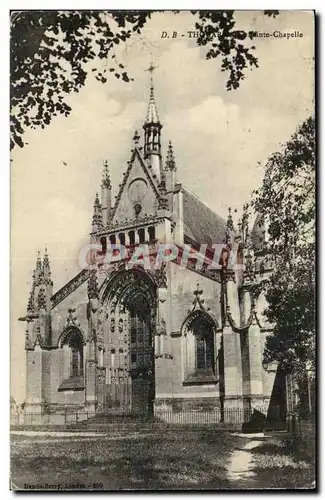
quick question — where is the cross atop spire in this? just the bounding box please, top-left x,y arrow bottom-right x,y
144,62 -> 160,125
145,62 -> 157,75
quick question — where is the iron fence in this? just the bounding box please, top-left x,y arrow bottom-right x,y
11,405 -> 279,428
287,414 -> 316,458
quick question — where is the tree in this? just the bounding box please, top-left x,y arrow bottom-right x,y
253,117 -> 316,381
10,10 -> 278,149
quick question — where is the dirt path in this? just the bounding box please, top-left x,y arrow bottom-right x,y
226,433 -> 273,488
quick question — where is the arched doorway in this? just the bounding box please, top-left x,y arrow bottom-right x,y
98,269 -> 157,416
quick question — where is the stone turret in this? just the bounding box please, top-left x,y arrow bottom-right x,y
20,249 -> 54,349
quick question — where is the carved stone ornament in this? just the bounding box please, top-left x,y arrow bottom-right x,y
118,318 -> 124,333
189,283 -> 211,313
155,263 -> 167,289
156,317 -> 167,336
66,308 -> 78,326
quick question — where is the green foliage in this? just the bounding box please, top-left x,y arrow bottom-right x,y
10,10 -> 278,149
253,117 -> 315,375
10,11 -> 150,149
194,11 -> 260,91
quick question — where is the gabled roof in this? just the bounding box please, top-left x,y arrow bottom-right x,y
181,186 -> 227,246
111,147 -> 161,220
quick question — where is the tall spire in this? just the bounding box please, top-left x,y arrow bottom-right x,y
143,64 -> 162,181
145,78 -> 160,124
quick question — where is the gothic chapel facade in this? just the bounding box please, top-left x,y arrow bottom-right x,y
21,78 -> 283,424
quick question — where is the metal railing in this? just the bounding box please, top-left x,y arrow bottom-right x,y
11,405 -> 276,427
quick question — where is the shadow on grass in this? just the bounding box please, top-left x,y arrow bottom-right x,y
11,430 -> 238,490
250,438 -> 315,489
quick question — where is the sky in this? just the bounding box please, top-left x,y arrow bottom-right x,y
11,10 -> 314,403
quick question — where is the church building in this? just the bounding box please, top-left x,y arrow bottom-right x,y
20,77 -> 283,425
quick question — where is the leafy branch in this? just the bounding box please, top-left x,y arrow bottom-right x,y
10,10 -> 278,149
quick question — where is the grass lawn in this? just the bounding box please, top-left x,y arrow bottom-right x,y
251,437 -> 315,489
11,429 -> 243,491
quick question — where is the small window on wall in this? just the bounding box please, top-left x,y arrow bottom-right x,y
193,316 -> 214,372
58,328 -> 85,392
109,234 -> 116,245
138,228 -> 145,243
100,236 -> 107,254
119,233 -> 126,245
182,311 -> 217,387
196,333 -> 214,370
148,226 -> 156,242
128,230 -> 135,246
69,334 -> 84,378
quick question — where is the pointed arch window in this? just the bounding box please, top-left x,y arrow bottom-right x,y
69,334 -> 84,378
58,327 -> 85,392
192,315 -> 215,372
182,311 -> 218,386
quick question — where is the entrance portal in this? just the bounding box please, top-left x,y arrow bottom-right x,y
98,269 -> 157,416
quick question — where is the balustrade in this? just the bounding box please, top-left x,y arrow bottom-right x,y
100,225 -> 157,252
